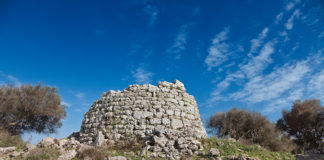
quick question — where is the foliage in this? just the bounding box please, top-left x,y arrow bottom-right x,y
0,84 -> 66,135
199,138 -> 296,160
207,107 -> 296,152
76,137 -> 145,160
0,130 -> 25,150
23,148 -> 61,160
276,99 -> 324,151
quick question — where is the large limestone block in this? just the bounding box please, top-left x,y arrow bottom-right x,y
171,119 -> 183,129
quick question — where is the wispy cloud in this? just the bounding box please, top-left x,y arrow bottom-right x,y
0,71 -> 21,87
285,9 -> 301,30
241,40 -> 276,78
75,92 -> 85,101
132,64 -> 153,84
144,4 -> 158,26
167,23 -> 192,59
204,0 -> 323,116
263,86 -> 304,113
231,60 -> 311,103
275,12 -> 284,24
61,101 -> 72,107
205,27 -> 230,71
308,69 -> 324,100
250,27 -> 269,54
285,2 -> 295,11
207,40 -> 275,103
7,75 -> 21,87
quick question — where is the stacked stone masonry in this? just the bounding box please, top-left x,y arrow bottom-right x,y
77,80 -> 207,158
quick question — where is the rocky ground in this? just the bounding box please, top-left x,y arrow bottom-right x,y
0,137 -> 309,160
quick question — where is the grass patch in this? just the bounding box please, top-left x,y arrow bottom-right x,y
0,131 -> 25,151
199,138 -> 296,160
23,148 -> 61,160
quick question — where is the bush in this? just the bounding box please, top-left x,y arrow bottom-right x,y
207,107 -> 296,152
199,138 -> 296,160
77,146 -> 108,160
77,138 -> 144,160
24,148 -> 60,160
277,99 -> 324,151
0,130 -> 24,149
0,84 -> 66,135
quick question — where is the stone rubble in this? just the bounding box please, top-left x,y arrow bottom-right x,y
74,80 -> 207,158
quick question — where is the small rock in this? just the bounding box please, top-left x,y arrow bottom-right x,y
57,149 -> 77,160
153,136 -> 168,147
0,146 -> 16,157
106,156 -> 127,160
38,137 -> 56,148
208,148 -> 220,157
176,137 -> 186,145
24,143 -> 36,152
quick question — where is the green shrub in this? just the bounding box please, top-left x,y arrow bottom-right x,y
200,138 -> 296,160
0,130 -> 24,150
24,148 -> 60,160
77,147 -> 108,160
207,107 -> 296,152
0,84 -> 66,135
277,99 -> 324,152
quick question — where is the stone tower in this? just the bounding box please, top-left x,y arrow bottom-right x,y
78,80 -> 207,158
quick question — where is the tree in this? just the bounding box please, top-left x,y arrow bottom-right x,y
276,99 -> 324,151
208,107 -> 296,152
0,84 -> 66,135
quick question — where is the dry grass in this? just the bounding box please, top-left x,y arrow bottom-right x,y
0,131 -> 25,150
24,148 -> 61,160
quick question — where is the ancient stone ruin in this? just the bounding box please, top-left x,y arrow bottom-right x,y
76,80 -> 207,158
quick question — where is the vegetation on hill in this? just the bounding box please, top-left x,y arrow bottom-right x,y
9,137 -> 296,160
207,99 -> 324,155
197,138 -> 296,160
207,107 -> 296,152
277,99 -> 324,151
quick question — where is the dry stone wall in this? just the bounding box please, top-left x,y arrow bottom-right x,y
77,80 -> 207,158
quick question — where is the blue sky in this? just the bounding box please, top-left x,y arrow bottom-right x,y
0,0 -> 324,144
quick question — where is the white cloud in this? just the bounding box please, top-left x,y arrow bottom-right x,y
285,2 -> 295,11
285,9 -> 301,30
7,75 -> 21,87
61,101 -> 72,107
167,24 -> 192,59
263,87 -> 304,113
279,31 -> 289,42
132,66 -> 153,84
308,69 -> 324,100
250,27 -> 269,54
231,60 -> 311,103
75,92 -> 85,101
275,12 -> 284,24
206,34 -> 275,102
0,71 -> 21,87
144,5 -> 158,26
205,27 -> 230,71
285,0 -> 300,11
241,40 -> 276,78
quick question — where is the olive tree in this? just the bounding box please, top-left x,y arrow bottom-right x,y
0,84 -> 66,135
208,107 -> 296,152
276,99 -> 324,151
